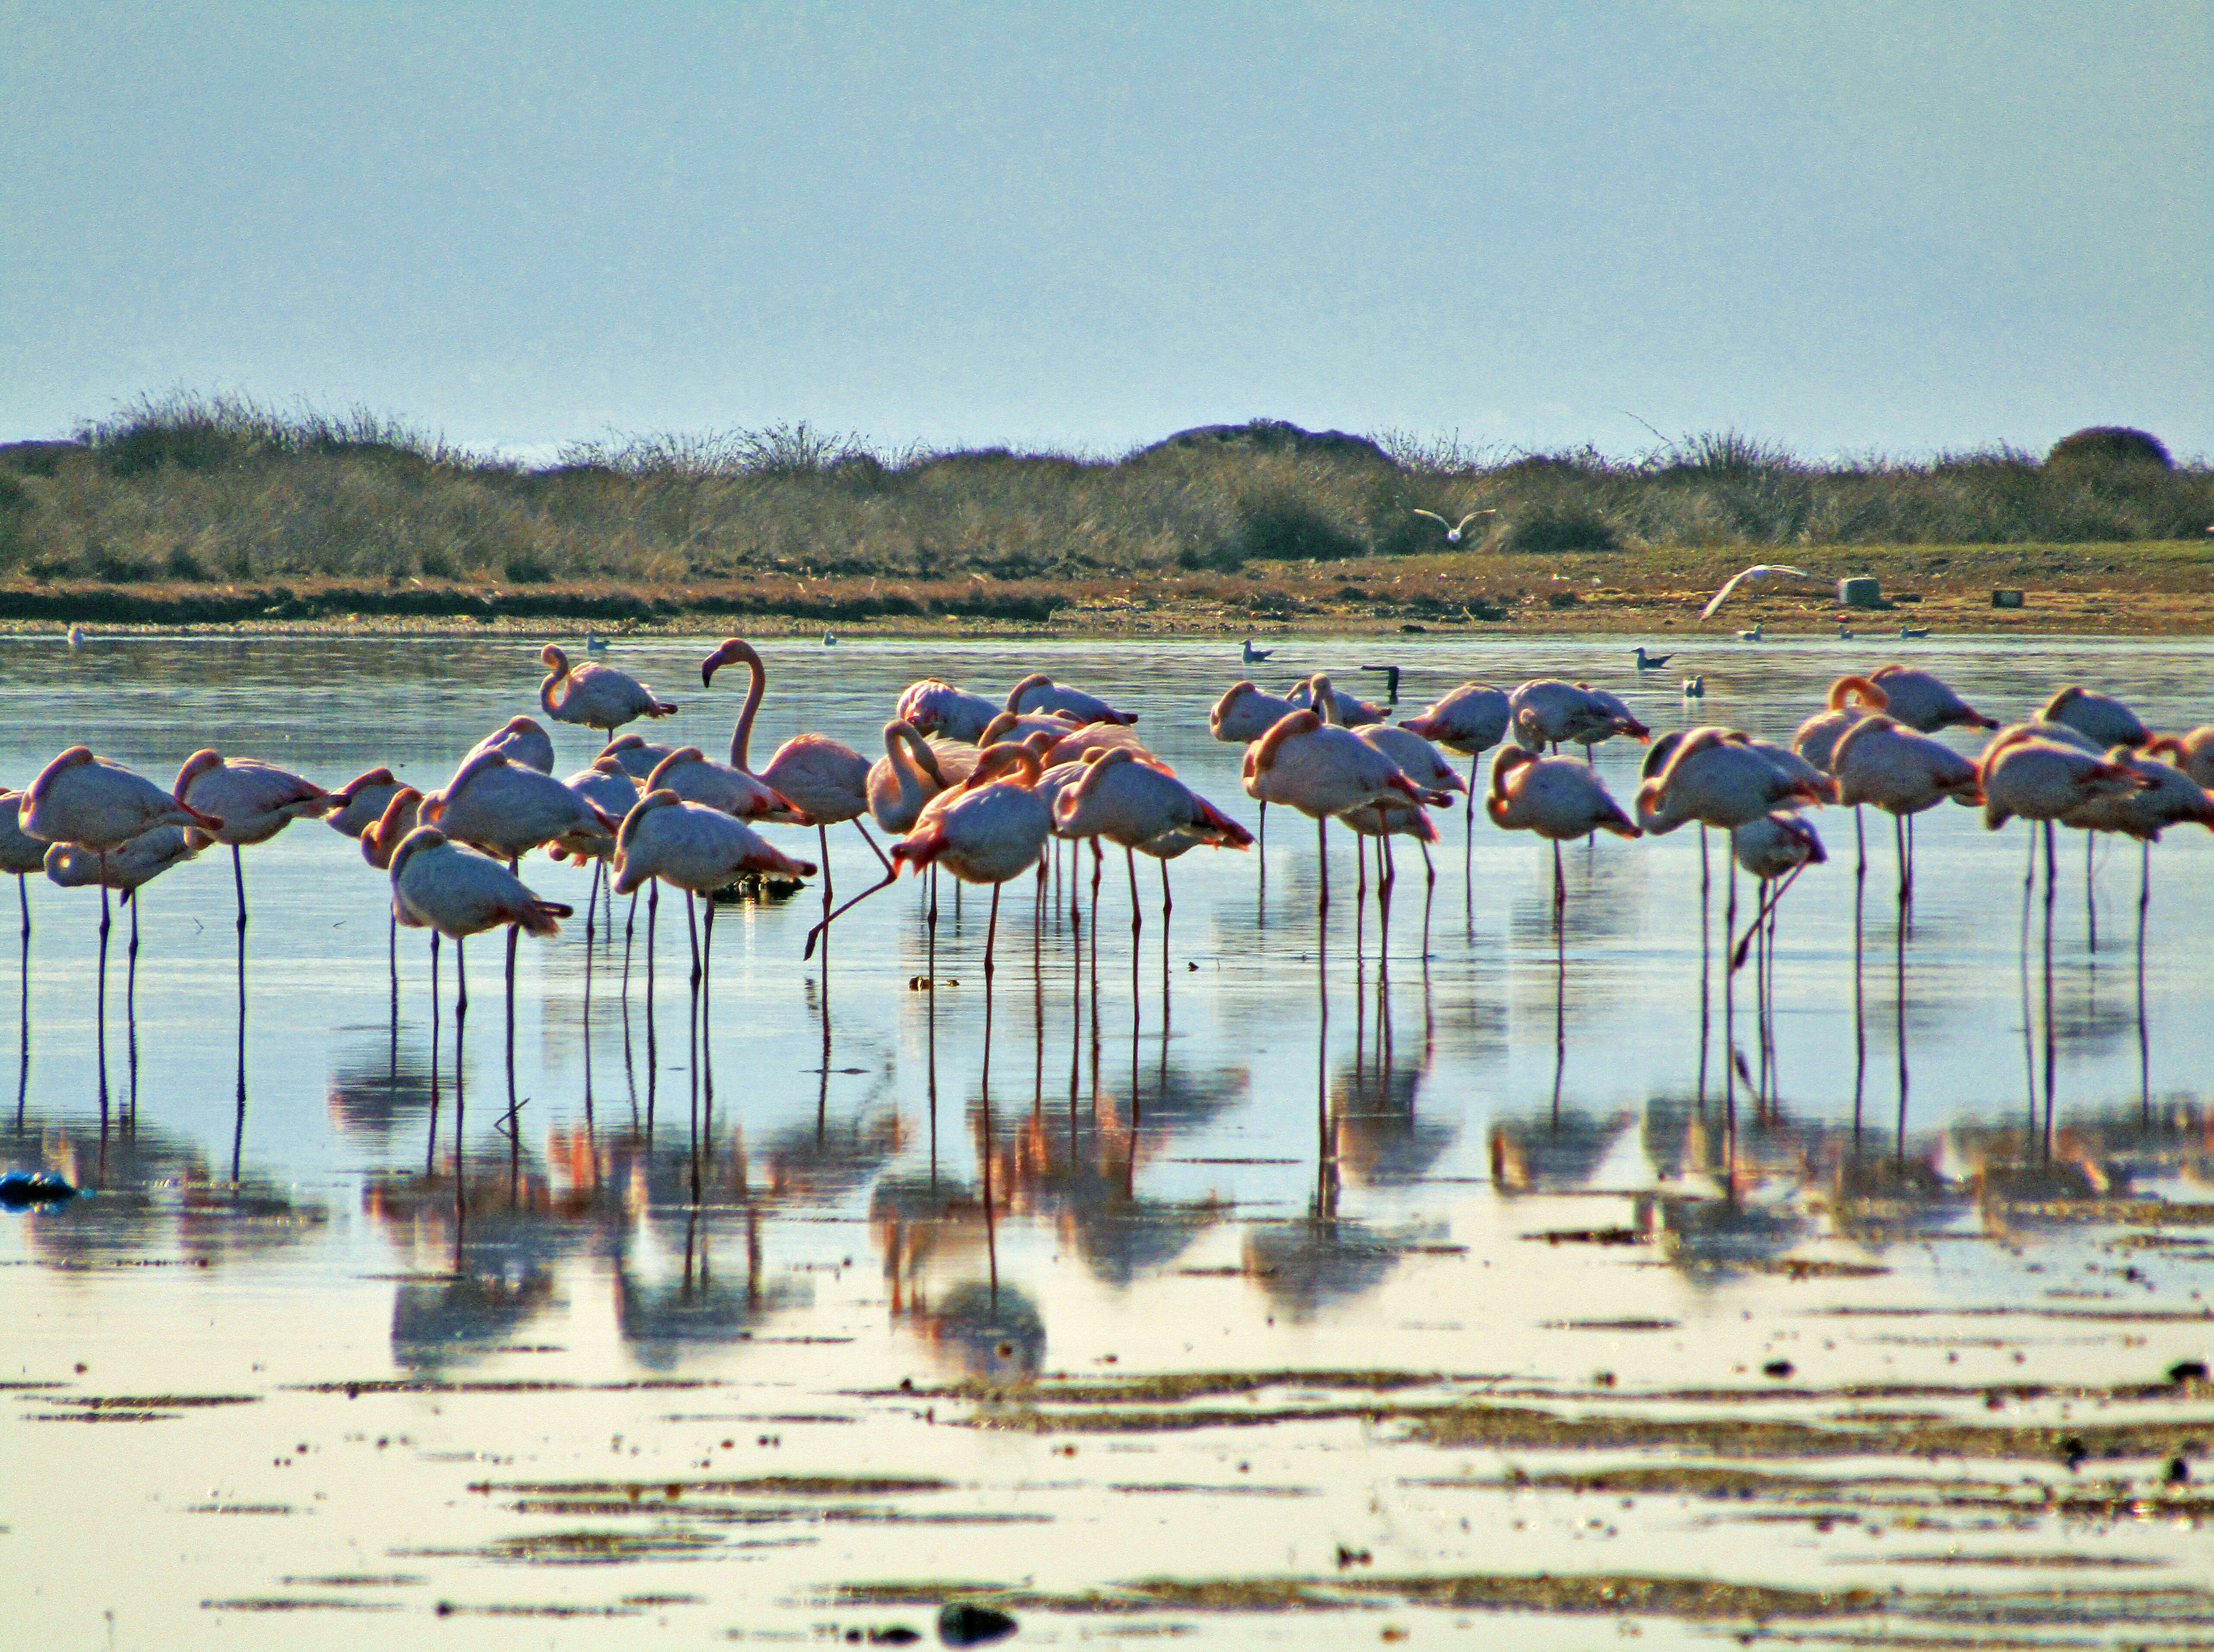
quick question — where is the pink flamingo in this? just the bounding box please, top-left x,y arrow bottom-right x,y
1791,676 -> 1889,774
896,679 -> 1002,743
553,757 -> 643,942
0,789 -> 46,941
2039,685 -> 2150,750
538,644 -> 676,741
978,709 -> 1086,746
1243,710 -> 1435,913
419,749 -> 619,864
701,637 -> 889,944
1865,665 -> 1998,734
464,716 -> 556,774
323,768 -> 410,839
640,746 -> 805,825
868,722 -> 951,836
1485,748 -> 1641,1003
889,744 -> 1053,989
1287,677 -> 1387,726
613,789 -> 816,1038
2153,727 -> 2214,789
1005,672 -> 1136,726
1636,728 -> 1825,834
1054,746 -> 1250,937
1399,682 -> 1511,871
390,824 -> 575,1141
1509,679 -> 1649,755
596,732 -> 677,781
175,750 -> 345,938
45,826 -> 198,1043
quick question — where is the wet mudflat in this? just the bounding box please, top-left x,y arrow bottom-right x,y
3,633 -> 2213,1649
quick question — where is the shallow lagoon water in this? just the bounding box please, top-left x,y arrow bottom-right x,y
4,633 -> 2214,1648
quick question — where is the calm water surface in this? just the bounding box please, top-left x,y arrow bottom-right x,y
4,633 -> 2213,1648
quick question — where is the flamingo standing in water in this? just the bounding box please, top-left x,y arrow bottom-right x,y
1053,747 -> 1250,939
1864,665 -> 1998,734
596,732 -> 678,782
176,751 -> 345,939
1244,710 -> 1435,915
1005,672 -> 1136,727
1213,680 -> 1301,861
2156,727 -> 2214,789
17,748 -> 223,1083
390,824 -> 575,1138
1485,748 -> 1641,970
889,744 -> 1053,990
45,826 -> 198,1041
896,679 -> 1003,744
539,644 -> 677,742
464,716 -> 558,775
362,786 -> 426,996
323,768 -> 410,840
614,790 -> 816,1127
702,636 -> 887,989
0,790 -> 46,941
1398,682 -> 1511,873
1508,679 -> 1648,755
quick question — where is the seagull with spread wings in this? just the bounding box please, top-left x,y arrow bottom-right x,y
1699,564 -> 1817,621
1412,508 -> 1495,545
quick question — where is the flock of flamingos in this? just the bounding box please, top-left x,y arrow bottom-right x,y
5,636 -> 2214,1136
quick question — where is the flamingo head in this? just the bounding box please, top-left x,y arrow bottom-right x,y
540,644 -> 569,673
701,636 -> 762,688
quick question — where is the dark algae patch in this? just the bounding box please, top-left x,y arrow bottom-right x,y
832,1572 -> 1885,1621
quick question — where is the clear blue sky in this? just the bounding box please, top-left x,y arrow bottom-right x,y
3,1 -> 2207,461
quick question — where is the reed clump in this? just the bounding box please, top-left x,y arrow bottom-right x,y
1,397 -> 2206,591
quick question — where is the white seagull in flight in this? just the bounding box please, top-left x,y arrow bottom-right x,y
1699,564 -> 1817,621
1411,508 -> 1495,545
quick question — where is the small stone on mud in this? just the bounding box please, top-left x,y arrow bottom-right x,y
1763,1361 -> 1795,1379
938,1601 -> 1017,1646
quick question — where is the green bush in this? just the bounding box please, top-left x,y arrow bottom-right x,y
1502,509 -> 1619,554
1234,500 -> 1366,562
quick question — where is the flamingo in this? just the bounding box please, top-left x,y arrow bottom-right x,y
323,768 -> 410,839
596,732 -> 678,782
896,679 -> 1003,744
640,746 -> 806,825
45,826 -> 198,1045
1411,507 -> 1493,544
1792,675 -> 1890,773
1005,672 -> 1136,727
1977,727 -> 2147,832
2153,727 -> 2214,789
987,714 -> 1162,770
613,790 -> 817,1081
1635,729 -> 1824,835
390,824 -> 576,1138
1286,676 -> 1387,727
538,644 -> 676,740
701,637 -> 888,940
2038,685 -> 2151,750
1485,747 -> 1641,962
1398,682 -> 1510,878
867,721 -> 952,836
977,709 -> 1086,746
1865,665 -> 1998,733
463,716 -> 557,775
1053,747 -> 1251,939
1212,681 -> 1299,744
362,785 -> 427,996
176,750 -> 345,938
1509,679 -> 1648,754
1567,684 -> 1649,763
888,744 -> 1053,992
1244,710 -> 1435,913
419,749 -> 619,864
0,790 -> 46,941
1727,813 -> 1827,1108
